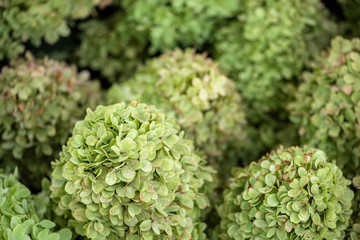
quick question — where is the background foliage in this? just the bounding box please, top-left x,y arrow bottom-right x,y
0,0 -> 360,239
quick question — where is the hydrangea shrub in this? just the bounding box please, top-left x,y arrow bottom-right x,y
219,145 -> 354,239
213,0 -> 334,115
122,0 -> 241,53
50,102 -> 215,239
76,0 -> 241,81
0,0 -> 111,61
289,36 -> 360,176
76,11 -> 148,81
0,53 -> 101,187
349,176 -> 360,239
0,170 -> 72,240
106,49 -> 247,178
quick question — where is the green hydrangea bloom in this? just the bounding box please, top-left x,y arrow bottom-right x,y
0,170 -> 72,240
0,53 -> 101,189
106,49 -> 247,179
50,102 -> 215,240
348,176 -> 360,239
218,145 -> 354,240
0,0 -> 108,61
76,0 -> 241,81
76,10 -> 148,81
213,0 -> 334,115
289,37 -> 360,176
121,0 -> 240,53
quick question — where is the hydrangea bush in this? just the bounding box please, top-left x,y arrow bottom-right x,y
213,0 -> 334,115
106,49 -> 247,178
289,36 -> 360,176
0,0 -> 111,61
348,176 -> 360,239
121,0 -> 241,53
76,11 -> 148,81
219,145 -> 354,239
0,53 -> 101,188
0,170 -> 72,240
210,0 -> 334,161
1,1 -> 360,239
76,0 -> 241,81
50,102 -> 215,239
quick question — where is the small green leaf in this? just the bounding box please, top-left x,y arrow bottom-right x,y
253,219 -> 267,228
120,138 -> 137,152
121,167 -> 136,181
267,194 -> 279,207
141,160 -> 152,172
265,174 -> 276,187
105,171 -> 118,186
140,220 -> 152,231
11,225 -> 25,240
39,220 -> 56,228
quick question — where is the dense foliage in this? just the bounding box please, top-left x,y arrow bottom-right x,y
349,176 -> 360,239
219,146 -> 354,239
76,0 -> 242,81
107,49 -> 247,178
0,0 -> 112,61
0,170 -> 72,240
0,53 -> 101,188
76,10 -> 148,81
1,1 -> 360,239
338,0 -> 360,37
289,36 -> 360,176
213,0 -> 334,115
50,102 -> 215,239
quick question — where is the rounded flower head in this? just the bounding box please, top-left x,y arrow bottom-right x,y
0,0 -> 110,61
210,0 -> 334,163
0,53 -> 101,188
219,146 -> 354,240
289,37 -> 360,176
50,102 -> 215,240
0,170 -> 72,240
106,49 -> 247,179
349,176 -> 360,239
213,0 -> 334,114
77,11 -> 148,81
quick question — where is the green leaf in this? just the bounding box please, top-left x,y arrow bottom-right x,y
97,125 -> 107,138
265,174 -> 276,186
64,181 -> 75,194
253,219 -> 267,228
105,171 -> 118,186
120,138 -> 137,152
312,213 -> 321,225
128,204 -> 142,217
140,160 -> 152,172
140,220 -> 152,231
10,225 -> 25,240
267,194 -> 279,207
86,135 -> 98,146
109,205 -> 122,215
163,135 -> 179,147
121,167 -> 136,181
39,220 -> 56,228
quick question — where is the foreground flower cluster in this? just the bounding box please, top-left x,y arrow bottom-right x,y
1,0 -> 360,239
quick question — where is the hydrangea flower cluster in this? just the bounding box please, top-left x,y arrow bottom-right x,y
0,170 -> 72,240
219,146 -> 354,239
289,36 -> 360,176
50,102 -> 215,239
0,53 -> 101,188
106,49 -> 247,178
